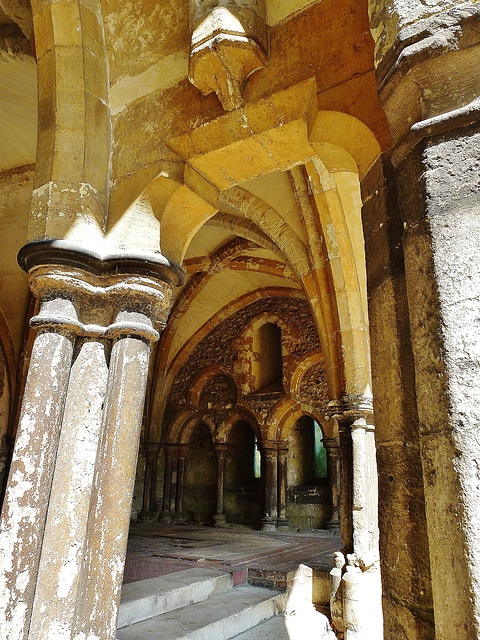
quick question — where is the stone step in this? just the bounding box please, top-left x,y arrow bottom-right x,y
116,584 -> 286,640
118,568 -> 237,628
232,608 -> 336,640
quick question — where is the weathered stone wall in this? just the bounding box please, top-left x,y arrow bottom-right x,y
368,0 -> 480,67
156,295 -> 333,529
362,158 -> 434,639
164,296 -> 320,431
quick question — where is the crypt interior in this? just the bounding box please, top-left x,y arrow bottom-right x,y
0,0 -> 480,639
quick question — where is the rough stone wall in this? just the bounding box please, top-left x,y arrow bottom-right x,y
297,362 -> 329,410
368,0 -> 480,66
164,296 -> 321,431
362,158 -> 434,639
199,375 -> 237,413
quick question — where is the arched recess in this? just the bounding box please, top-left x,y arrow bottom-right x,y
234,312 -> 291,396
187,364 -> 237,410
217,406 -> 261,444
290,349 -> 324,395
225,419 -> 262,527
287,414 -> 331,529
183,421 -> 217,523
150,287 -> 305,441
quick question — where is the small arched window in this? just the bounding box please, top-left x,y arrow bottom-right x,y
313,420 -> 328,479
252,322 -> 283,392
253,435 -> 261,479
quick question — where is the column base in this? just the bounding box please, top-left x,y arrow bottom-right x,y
137,510 -> 160,522
213,513 -> 227,528
261,517 -> 277,532
327,519 -> 341,534
158,510 -> 174,523
173,510 -> 191,524
276,517 -> 290,530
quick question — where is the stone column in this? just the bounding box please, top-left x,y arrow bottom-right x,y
276,442 -> 289,529
0,240 -> 181,640
170,454 -> 178,513
174,445 -> 189,522
261,441 -> 278,532
213,443 -> 228,527
28,336 -> 109,640
334,405 -> 383,640
72,310 -> 164,640
139,443 -> 160,521
324,436 -> 341,531
160,444 -> 175,522
337,414 -> 353,551
0,296 -> 76,640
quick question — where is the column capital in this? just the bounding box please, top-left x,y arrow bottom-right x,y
143,442 -> 160,460
214,443 -> 229,456
262,440 -> 278,457
18,239 -> 184,337
325,395 -> 373,425
177,444 -> 189,460
163,443 -> 179,456
323,436 -> 340,450
276,442 -> 288,463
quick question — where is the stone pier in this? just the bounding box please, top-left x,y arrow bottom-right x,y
0,241 -> 181,640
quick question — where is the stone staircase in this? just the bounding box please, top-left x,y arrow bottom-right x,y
117,567 -> 336,640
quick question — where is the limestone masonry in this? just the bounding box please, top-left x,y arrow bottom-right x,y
0,0 -> 479,638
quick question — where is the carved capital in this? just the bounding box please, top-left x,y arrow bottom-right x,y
19,240 -> 183,340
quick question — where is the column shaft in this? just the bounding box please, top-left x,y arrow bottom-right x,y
161,449 -> 173,517
29,339 -> 109,640
176,455 -> 186,513
0,300 -> 75,640
213,444 -> 227,527
141,452 -> 156,516
397,126 -> 480,638
170,456 -> 178,512
276,445 -> 288,526
324,438 -> 340,526
338,419 -> 353,551
72,334 -> 151,640
261,444 -> 277,531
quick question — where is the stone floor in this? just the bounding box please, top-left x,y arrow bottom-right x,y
124,523 -> 342,589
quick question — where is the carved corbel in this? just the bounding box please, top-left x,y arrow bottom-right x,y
188,0 -> 268,110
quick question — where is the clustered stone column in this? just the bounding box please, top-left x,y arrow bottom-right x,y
140,443 -> 161,520
213,443 -> 228,527
329,400 -> 383,640
0,241 -> 181,640
260,440 -> 291,531
276,441 -> 289,529
323,436 -> 341,530
261,441 -> 278,531
160,443 -> 189,523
